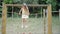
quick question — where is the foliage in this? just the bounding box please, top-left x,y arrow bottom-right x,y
13,0 -> 38,4
46,0 -> 57,10
4,0 -> 13,4
3,0 -> 58,11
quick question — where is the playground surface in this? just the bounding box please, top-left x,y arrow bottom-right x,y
0,16 -> 60,34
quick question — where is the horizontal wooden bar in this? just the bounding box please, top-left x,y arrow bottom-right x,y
52,11 -> 59,12
0,5 -> 2,7
5,4 -> 48,7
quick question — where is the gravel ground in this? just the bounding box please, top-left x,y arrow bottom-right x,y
0,17 -> 60,34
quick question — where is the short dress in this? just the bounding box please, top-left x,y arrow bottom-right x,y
22,15 -> 29,18
22,8 -> 29,18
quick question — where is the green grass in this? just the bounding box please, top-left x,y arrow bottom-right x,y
52,16 -> 60,34
0,17 -> 60,34
6,18 -> 44,34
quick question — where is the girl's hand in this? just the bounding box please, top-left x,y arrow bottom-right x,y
19,8 -> 22,15
19,13 -> 21,15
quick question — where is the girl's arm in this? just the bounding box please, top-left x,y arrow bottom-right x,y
27,7 -> 30,15
19,8 -> 22,15
28,8 -> 30,15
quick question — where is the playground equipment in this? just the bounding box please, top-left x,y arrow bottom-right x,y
2,3 -> 52,34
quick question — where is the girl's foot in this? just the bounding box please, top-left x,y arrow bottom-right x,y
25,25 -> 28,28
21,25 -> 24,28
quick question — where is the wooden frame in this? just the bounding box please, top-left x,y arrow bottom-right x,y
2,3 -> 52,34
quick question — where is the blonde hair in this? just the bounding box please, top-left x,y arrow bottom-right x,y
22,5 -> 28,11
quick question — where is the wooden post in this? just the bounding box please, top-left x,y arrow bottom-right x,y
12,6 -> 13,20
43,9 -> 46,34
41,7 -> 43,18
2,3 -> 7,34
47,4 -> 52,34
59,9 -> 60,20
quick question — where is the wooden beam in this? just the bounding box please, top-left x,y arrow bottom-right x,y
5,4 -> 48,7
59,9 -> 60,22
2,3 -> 7,34
47,4 -> 52,34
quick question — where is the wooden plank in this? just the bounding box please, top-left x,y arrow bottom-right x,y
59,9 -> 60,22
52,11 -> 59,12
2,3 -> 7,34
47,4 -> 52,34
5,4 -> 48,7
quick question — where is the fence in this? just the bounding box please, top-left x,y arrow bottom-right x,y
1,3 -> 52,34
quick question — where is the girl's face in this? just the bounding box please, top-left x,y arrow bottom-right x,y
22,5 -> 26,8
22,5 -> 28,11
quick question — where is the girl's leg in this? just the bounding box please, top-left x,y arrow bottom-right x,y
25,18 -> 29,28
22,18 -> 26,28
22,18 -> 29,28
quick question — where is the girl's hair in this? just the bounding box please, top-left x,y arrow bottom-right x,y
22,5 -> 28,11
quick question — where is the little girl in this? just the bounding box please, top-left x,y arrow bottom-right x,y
19,3 -> 30,28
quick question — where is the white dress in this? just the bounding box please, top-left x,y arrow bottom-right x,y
21,8 -> 29,18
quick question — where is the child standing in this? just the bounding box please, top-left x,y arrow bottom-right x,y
19,3 -> 30,28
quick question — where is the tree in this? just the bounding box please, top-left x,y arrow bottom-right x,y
13,0 -> 38,4
46,0 -> 57,11
0,0 -> 2,11
4,0 -> 13,4
3,0 -> 58,11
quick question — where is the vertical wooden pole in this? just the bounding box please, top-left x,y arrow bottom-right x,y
59,9 -> 60,20
12,6 -> 13,20
41,7 -> 43,18
47,4 -> 52,34
2,3 -> 7,34
43,9 -> 46,34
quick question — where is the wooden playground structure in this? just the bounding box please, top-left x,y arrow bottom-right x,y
2,3 -> 52,34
